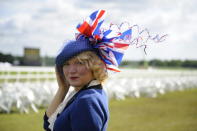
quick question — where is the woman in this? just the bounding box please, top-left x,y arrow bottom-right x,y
44,39 -> 109,131
43,10 -> 115,131
43,9 -> 147,131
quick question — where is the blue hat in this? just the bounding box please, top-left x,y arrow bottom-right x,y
55,39 -> 96,67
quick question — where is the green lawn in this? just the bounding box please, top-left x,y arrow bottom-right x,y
108,88 -> 197,131
0,88 -> 197,131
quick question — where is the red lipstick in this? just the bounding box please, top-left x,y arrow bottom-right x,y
70,77 -> 79,80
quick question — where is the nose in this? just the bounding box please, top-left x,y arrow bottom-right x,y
68,64 -> 77,74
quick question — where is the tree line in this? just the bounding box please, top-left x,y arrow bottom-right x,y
0,52 -> 55,66
120,59 -> 197,68
1,52 -> 197,68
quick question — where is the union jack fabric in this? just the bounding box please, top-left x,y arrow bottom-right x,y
76,10 -> 132,72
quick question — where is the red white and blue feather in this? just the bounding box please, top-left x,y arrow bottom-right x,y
76,9 -> 167,72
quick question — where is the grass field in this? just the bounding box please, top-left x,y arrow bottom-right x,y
0,88 -> 197,131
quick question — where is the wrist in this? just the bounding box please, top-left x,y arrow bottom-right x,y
57,86 -> 69,98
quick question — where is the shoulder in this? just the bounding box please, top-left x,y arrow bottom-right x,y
73,85 -> 108,106
77,87 -> 107,102
71,87 -> 108,108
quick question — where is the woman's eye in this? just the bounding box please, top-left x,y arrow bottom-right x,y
76,61 -> 84,65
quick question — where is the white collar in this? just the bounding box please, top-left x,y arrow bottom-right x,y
87,80 -> 101,88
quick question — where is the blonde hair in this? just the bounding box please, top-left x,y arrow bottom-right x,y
76,51 -> 108,83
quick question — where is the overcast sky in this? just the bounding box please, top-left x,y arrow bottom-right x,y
0,0 -> 196,60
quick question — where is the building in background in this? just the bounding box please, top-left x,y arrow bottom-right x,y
23,47 -> 41,66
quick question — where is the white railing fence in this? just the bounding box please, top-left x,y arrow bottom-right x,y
0,65 -> 55,83
0,65 -> 197,113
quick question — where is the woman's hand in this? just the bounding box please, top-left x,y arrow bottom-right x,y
46,66 -> 70,117
55,66 -> 70,91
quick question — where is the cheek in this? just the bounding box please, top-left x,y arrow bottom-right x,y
62,67 -> 66,74
78,66 -> 87,74
78,66 -> 92,76
62,67 -> 69,78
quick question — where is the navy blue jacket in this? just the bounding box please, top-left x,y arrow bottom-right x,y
44,84 -> 109,131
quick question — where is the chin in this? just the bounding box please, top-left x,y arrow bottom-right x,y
70,82 -> 83,88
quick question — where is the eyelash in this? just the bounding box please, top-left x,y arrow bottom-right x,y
77,61 -> 84,65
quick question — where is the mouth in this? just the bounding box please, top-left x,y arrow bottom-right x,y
69,77 -> 79,80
